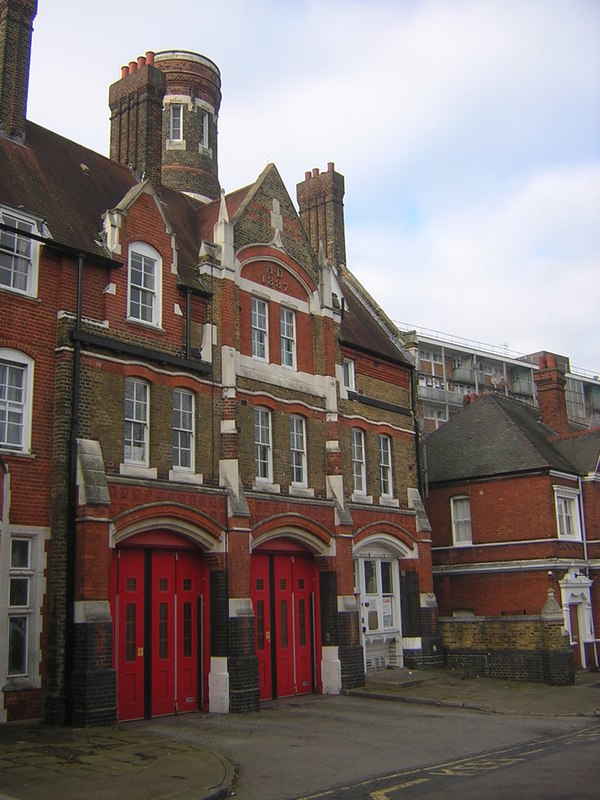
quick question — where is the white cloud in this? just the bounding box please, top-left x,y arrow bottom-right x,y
349,163 -> 600,368
23,0 -> 600,369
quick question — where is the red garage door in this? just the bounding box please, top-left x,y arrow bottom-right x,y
251,552 -> 317,701
111,543 -> 206,721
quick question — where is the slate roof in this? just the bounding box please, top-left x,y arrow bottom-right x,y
424,393 -> 583,484
339,266 -> 413,367
554,431 -> 600,475
1,121 -> 136,259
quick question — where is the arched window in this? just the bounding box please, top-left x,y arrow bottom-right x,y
0,349 -> 34,454
127,242 -> 162,327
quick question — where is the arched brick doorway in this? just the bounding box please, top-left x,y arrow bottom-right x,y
250,538 -> 321,700
110,530 -> 209,721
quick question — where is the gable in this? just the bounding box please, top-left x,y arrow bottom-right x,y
232,164 -> 319,286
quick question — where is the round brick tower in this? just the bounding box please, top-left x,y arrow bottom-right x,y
154,50 -> 221,201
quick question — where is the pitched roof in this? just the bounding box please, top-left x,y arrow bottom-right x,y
554,431 -> 600,475
339,266 -> 413,367
1,121 -> 136,259
425,393 -> 578,484
1,121 -> 217,292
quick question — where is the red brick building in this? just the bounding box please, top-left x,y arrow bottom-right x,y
0,0 -> 439,723
424,356 -> 600,678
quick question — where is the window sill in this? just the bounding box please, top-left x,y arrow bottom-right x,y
0,285 -> 39,301
289,485 -> 315,498
379,496 -> 399,508
166,139 -> 186,150
126,318 -> 165,333
169,469 -> 203,485
252,480 -> 281,494
351,492 -> 373,505
3,676 -> 39,692
0,448 -> 34,459
119,464 -> 157,479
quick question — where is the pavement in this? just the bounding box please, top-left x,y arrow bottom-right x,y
1,668 -> 599,800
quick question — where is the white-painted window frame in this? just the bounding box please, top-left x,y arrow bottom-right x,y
280,306 -> 296,369
378,434 -> 393,498
0,349 -> 34,454
553,486 -> 582,540
172,388 -> 194,471
127,242 -> 162,328
351,428 -> 366,494
124,378 -> 150,466
342,358 -> 355,392
169,103 -> 183,141
251,296 -> 268,360
0,207 -> 42,298
451,495 -> 472,546
254,407 -> 272,482
290,414 -> 307,487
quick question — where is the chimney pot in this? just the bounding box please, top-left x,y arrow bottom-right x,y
137,56 -> 146,68
146,51 -> 155,66
328,162 -> 335,172
305,171 -> 311,181
121,65 -> 129,78
129,60 -> 137,73
312,168 -> 319,177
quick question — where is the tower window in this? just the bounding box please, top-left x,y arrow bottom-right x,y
170,104 -> 183,141
199,110 -> 209,149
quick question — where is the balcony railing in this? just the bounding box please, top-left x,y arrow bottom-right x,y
509,379 -> 534,397
417,386 -> 448,403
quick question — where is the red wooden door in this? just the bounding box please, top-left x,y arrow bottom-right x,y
176,551 -> 201,712
292,555 -> 313,695
252,554 -> 272,700
273,555 -> 294,698
251,552 -> 316,701
114,549 -> 145,721
151,551 -> 176,716
112,545 -> 204,720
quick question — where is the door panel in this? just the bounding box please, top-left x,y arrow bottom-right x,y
273,557 -> 294,697
176,551 -> 201,712
293,557 -> 313,694
151,551 -> 176,716
115,550 -> 145,721
252,554 -> 272,700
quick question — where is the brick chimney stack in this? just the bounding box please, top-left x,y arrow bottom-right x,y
109,53 -> 166,188
297,162 -> 346,268
0,0 -> 38,142
533,354 -> 570,435
153,51 -> 222,201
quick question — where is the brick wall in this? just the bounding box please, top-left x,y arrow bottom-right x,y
440,616 -> 574,685
71,620 -> 117,726
228,616 -> 259,712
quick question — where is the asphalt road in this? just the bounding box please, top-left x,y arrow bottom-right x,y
129,693 -> 597,800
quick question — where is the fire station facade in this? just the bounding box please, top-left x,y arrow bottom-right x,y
0,1 -> 439,724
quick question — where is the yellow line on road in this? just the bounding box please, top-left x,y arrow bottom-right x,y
369,777 -> 430,799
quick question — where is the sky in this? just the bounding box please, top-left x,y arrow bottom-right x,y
25,0 -> 600,372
